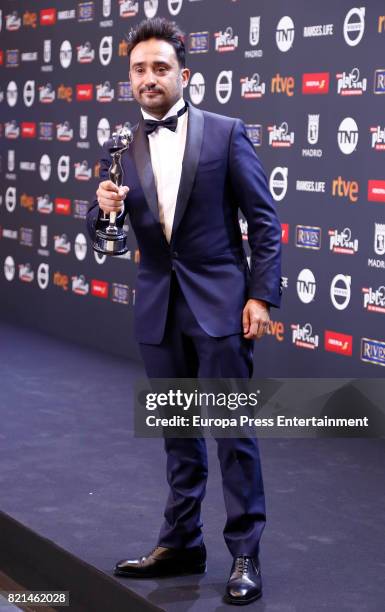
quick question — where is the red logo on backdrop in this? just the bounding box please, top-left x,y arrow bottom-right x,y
324,331 -> 353,356
40,8 -> 57,25
91,280 -> 109,298
368,180 -> 385,202
76,84 -> 93,101
302,72 -> 330,94
0,51 -> 3,66
281,223 -> 289,244
21,122 -> 36,138
55,198 -> 71,215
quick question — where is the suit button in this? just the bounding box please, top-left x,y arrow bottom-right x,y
172,251 -> 179,258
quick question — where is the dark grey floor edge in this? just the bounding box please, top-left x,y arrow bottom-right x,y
0,511 -> 163,612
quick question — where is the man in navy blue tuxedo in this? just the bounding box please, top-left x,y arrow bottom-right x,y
86,17 -> 281,605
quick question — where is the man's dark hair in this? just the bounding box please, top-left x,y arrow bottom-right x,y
127,17 -> 186,68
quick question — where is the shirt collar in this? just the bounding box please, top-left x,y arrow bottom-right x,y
141,97 -> 186,121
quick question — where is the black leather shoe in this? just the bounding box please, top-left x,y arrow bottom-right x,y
114,544 -> 206,578
224,555 -> 262,605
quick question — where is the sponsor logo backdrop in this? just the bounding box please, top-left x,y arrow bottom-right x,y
1,0 -> 385,374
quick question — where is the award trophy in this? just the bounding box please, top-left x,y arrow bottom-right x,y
93,125 -> 133,255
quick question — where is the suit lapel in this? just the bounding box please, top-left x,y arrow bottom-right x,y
170,101 -> 204,243
130,119 -> 160,223
129,101 -> 205,239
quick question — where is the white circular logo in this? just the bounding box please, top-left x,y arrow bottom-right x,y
94,251 -> 106,265
216,70 -> 232,104
5,186 -> 17,212
168,0 -> 183,16
60,40 -> 72,68
97,118 -> 111,147
40,154 -> 51,181
37,263 -> 49,289
6,81 -> 18,107
343,7 -> 365,47
330,274 -> 351,310
337,117 -> 359,155
297,268 -> 316,304
23,80 -> 35,107
144,0 -> 158,18
269,167 -> 288,201
189,72 -> 205,105
74,233 -> 87,261
276,16 -> 295,52
99,36 -> 113,66
57,155 -> 70,183
4,256 -> 15,281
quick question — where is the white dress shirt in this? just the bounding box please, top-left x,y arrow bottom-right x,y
141,97 -> 188,243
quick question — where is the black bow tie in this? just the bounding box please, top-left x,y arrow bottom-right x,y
143,103 -> 187,136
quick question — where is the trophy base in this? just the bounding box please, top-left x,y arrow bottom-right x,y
93,228 -> 128,256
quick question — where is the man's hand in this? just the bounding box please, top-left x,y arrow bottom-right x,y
96,180 -> 129,215
242,299 -> 270,340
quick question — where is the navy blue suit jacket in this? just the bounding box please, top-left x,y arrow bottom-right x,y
86,101 -> 282,344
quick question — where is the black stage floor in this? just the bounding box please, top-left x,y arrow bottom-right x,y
0,321 -> 384,611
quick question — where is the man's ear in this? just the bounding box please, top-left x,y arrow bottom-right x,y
181,68 -> 191,87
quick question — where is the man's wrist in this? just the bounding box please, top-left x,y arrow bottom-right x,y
247,298 -> 270,310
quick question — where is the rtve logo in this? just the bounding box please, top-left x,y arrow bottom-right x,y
378,15 -> 385,33
271,73 -> 295,97
332,176 -> 359,203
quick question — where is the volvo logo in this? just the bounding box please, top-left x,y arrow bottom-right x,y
23,80 -> 35,107
5,186 -> 17,212
37,262 -> 49,289
99,36 -> 113,66
57,155 -> 70,182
